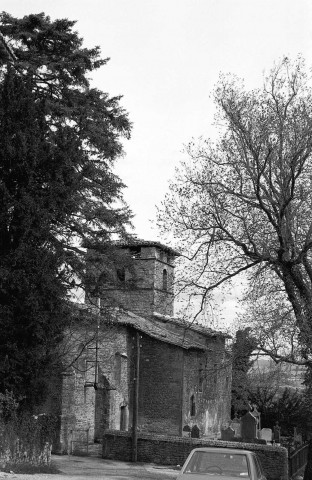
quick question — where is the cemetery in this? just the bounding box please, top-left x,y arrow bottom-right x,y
103,405 -> 308,479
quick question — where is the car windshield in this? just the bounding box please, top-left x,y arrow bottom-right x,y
183,451 -> 251,478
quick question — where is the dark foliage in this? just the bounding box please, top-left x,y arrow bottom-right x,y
231,328 -> 257,416
0,12 -> 133,410
250,387 -> 309,436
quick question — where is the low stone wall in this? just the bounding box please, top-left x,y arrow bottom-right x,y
0,441 -> 52,467
0,417 -> 54,468
103,430 -> 288,480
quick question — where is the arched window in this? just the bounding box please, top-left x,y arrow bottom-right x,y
114,353 -> 121,384
163,269 -> 168,290
120,405 -> 128,430
190,394 -> 196,417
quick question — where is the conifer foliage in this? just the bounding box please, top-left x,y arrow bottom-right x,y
0,12 -> 132,409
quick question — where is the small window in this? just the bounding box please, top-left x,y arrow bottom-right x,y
117,268 -> 126,283
76,343 -> 86,370
190,395 -> 196,416
163,269 -> 168,290
120,405 -> 128,430
129,246 -> 141,258
214,363 -> 218,384
199,368 -> 204,392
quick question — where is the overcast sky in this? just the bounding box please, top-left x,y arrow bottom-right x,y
2,0 -> 312,242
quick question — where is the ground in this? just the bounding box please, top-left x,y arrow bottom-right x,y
0,455 -> 179,480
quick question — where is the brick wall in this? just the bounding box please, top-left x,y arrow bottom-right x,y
130,330 -> 231,438
103,431 -> 288,480
136,331 -> 184,435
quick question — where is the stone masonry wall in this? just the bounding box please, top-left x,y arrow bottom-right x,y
137,332 -> 184,435
103,431 -> 288,480
182,338 -> 231,437
58,323 -> 130,453
100,245 -> 175,317
133,331 -> 230,437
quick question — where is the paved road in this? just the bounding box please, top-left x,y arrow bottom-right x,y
0,455 -> 180,480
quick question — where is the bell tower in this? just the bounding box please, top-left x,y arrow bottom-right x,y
100,240 -> 180,318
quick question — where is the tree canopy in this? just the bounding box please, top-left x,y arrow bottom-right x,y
0,12 -> 132,409
158,57 -> 312,365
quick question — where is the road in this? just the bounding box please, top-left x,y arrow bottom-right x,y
0,455 -> 180,480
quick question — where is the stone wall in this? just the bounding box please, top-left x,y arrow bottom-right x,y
137,331 -> 184,435
103,431 -> 288,480
58,323 -> 130,452
181,339 -> 231,437
100,245 -> 175,317
130,329 -> 230,438
54,318 -> 231,452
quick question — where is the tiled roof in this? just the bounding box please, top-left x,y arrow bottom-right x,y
113,238 -> 181,256
107,308 -> 207,351
152,312 -> 231,339
75,305 -> 228,349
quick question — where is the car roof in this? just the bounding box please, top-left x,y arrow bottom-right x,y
190,448 -> 252,455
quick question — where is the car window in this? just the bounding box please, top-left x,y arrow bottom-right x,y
252,454 -> 264,479
183,451 -> 251,477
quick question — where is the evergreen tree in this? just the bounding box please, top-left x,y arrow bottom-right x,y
0,13 -> 132,410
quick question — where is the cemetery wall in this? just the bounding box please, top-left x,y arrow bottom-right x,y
103,431 -> 288,480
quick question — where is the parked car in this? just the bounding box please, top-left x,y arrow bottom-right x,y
176,447 -> 267,479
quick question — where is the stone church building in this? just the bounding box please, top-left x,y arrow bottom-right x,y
54,240 -> 231,452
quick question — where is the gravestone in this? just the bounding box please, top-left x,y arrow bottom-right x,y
273,422 -> 281,443
260,428 -> 272,443
191,425 -> 200,438
241,411 -> 257,442
182,425 -> 191,437
230,414 -> 241,438
221,426 -> 235,441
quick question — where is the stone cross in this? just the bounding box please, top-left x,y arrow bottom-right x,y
273,422 -> 281,443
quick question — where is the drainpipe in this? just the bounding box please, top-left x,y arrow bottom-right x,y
132,330 -> 140,462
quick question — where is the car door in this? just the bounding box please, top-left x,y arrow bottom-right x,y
252,453 -> 267,480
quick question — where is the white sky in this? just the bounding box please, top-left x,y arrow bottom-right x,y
2,1 -> 312,324
2,0 -> 312,241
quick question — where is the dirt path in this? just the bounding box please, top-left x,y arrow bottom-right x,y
0,455 -> 179,480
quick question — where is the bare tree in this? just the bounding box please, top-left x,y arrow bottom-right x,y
158,57 -> 312,365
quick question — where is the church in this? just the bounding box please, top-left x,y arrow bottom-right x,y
52,240 -> 231,453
